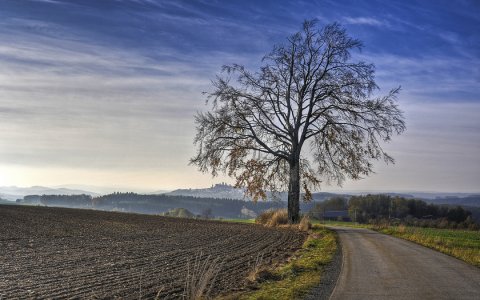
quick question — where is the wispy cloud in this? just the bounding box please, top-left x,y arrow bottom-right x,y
343,16 -> 385,26
354,53 -> 480,102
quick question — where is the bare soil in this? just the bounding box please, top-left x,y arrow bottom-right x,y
0,205 -> 306,299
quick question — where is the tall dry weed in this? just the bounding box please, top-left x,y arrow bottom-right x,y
246,252 -> 264,282
184,253 -> 223,300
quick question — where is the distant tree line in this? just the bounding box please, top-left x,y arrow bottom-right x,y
91,192 -> 315,218
17,194 -> 92,208
311,195 -> 478,230
40,194 -> 92,207
17,192 -> 475,229
17,192 -> 315,219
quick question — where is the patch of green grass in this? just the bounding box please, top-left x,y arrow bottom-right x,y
220,218 -> 255,224
0,200 -> 17,205
311,219 -> 372,229
236,225 -> 337,300
377,225 -> 480,267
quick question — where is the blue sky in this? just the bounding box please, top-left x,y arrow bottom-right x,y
0,0 -> 479,192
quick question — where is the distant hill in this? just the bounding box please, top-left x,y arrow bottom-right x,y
406,192 -> 479,200
0,186 -> 99,201
55,184 -> 169,195
425,195 -> 480,207
168,183 -> 350,202
167,183 -> 249,200
311,192 -> 352,201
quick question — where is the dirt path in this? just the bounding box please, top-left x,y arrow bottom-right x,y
329,227 -> 480,300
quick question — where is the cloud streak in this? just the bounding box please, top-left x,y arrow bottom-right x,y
343,17 -> 385,26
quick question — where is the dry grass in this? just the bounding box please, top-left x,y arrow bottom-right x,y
266,209 -> 289,227
246,253 -> 264,282
154,288 -> 164,300
238,225 -> 338,300
298,215 -> 312,231
256,209 -> 289,227
184,254 -> 223,300
255,209 -> 274,225
256,209 -> 312,231
397,224 -> 407,234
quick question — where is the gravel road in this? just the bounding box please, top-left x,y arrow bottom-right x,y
329,227 -> 480,300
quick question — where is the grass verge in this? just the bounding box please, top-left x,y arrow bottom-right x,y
376,225 -> 480,267
220,218 -> 255,224
228,225 -> 337,300
311,220 -> 372,229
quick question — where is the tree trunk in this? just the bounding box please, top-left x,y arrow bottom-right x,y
287,158 -> 300,224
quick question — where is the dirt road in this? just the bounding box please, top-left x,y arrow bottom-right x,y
329,227 -> 480,300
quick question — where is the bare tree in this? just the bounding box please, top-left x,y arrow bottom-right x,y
191,21 -> 405,223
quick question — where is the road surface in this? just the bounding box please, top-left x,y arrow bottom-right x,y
329,227 -> 480,300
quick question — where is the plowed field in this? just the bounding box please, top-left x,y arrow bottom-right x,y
0,205 -> 306,299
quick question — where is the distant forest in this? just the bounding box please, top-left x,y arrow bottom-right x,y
14,192 -> 479,228
311,194 -> 478,229
16,192 -> 315,219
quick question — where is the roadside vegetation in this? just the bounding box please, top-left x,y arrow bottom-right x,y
217,209 -> 337,299
313,219 -> 371,229
255,209 -> 311,231
375,225 -> 480,267
232,225 -> 337,300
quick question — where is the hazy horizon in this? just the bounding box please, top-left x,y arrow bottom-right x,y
0,0 -> 479,193
1,183 -> 479,197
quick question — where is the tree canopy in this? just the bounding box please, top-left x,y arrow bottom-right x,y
191,20 -> 405,223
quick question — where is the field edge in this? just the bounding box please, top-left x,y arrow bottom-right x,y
218,225 -> 338,300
